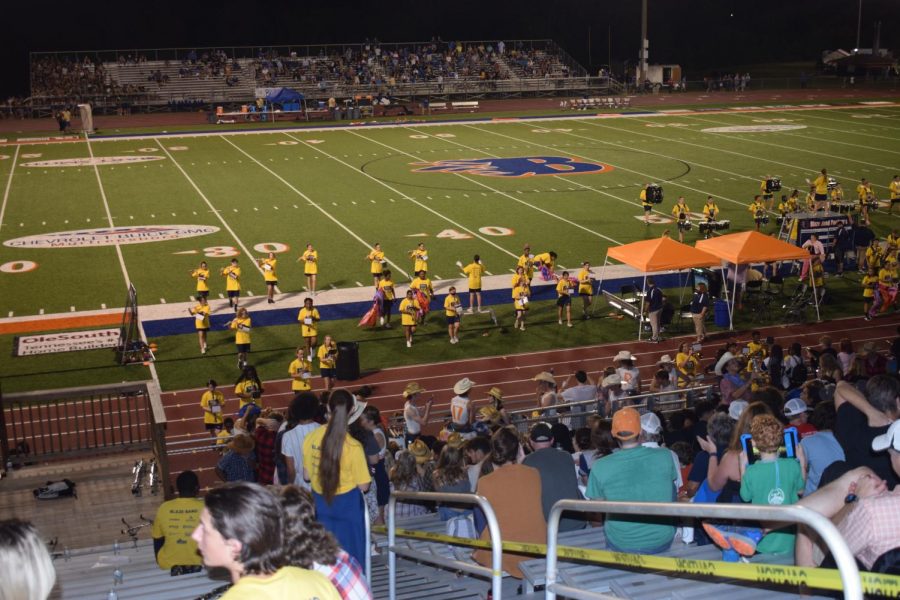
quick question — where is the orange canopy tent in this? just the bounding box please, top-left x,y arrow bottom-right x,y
696,231 -> 820,326
600,237 -> 723,340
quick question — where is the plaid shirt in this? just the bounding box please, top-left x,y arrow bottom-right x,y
216,450 -> 255,482
839,489 -> 900,569
254,427 -> 277,485
314,550 -> 372,600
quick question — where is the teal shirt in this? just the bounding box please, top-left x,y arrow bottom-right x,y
586,445 -> 677,552
739,457 -> 804,555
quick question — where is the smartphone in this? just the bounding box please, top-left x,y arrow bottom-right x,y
741,427 -> 799,465
692,343 -> 703,352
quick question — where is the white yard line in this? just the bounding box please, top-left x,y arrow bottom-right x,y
767,108 -> 900,134
0,145 -> 20,234
155,139 -> 280,292
218,134 -> 410,279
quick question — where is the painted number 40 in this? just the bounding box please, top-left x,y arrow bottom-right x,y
436,226 -> 513,240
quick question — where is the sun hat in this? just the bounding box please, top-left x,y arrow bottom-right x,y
408,439 -> 433,464
532,371 -> 556,385
728,400 -> 749,421
601,373 -> 622,387
478,405 -> 500,423
403,382 -> 425,398
348,398 -> 368,424
612,408 -> 641,441
657,355 -> 674,365
453,377 -> 476,395
640,412 -> 663,435
614,350 -> 633,362
529,422 -> 553,443
446,432 -> 464,449
783,398 -> 810,418
871,420 -> 900,452
228,433 -> 255,453
487,387 -> 503,401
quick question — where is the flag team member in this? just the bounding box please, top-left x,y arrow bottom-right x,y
857,178 -> 876,225
462,255 -> 485,313
807,168 -> 829,212
221,258 -> 241,312
410,270 -> 433,324
760,176 -> 775,211
298,297 -> 320,361
227,307 -> 251,368
256,252 -> 278,304
748,195 -> 767,231
409,242 -> 428,275
289,347 -> 313,393
556,271 -> 575,327
577,261 -> 594,319
533,251 -> 558,281
444,286 -> 463,344
317,334 -> 338,392
890,175 -> 900,215
399,289 -> 421,348
190,261 -> 210,299
188,295 -> 211,354
513,280 -> 530,331
640,184 -> 654,224
378,269 -> 396,328
672,196 -> 691,243
298,243 -> 318,294
366,243 -> 386,286
518,244 -> 535,283
200,379 -> 225,437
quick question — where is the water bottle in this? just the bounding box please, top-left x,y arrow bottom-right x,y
107,590 -> 118,600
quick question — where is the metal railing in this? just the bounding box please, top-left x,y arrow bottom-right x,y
544,499 -> 862,600
387,491 -> 503,600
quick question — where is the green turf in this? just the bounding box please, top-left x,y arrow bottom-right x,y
1,103 -> 899,391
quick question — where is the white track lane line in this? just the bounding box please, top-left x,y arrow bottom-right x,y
0,145 -> 20,234
219,135 -> 411,280
155,139 -> 280,293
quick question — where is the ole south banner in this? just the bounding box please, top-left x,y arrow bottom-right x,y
14,329 -> 120,356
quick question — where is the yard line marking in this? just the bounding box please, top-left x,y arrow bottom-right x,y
246,290 -> 254,296
0,145 -> 20,234
221,134 -> 410,279
508,268 -> 517,273
70,306 -> 75,312
795,109 -> 900,133
155,139 -> 281,294
434,275 -> 443,280
329,283 -> 337,289
39,309 -> 44,315
7,311 -> 12,318
101,303 -> 106,309
218,293 -> 225,299
284,131 -> 519,261
485,270 -> 493,275
777,109 -> 900,136
355,281 -> 364,287
160,298 -> 167,304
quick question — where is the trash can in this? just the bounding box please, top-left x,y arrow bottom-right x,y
336,341 -> 360,381
714,299 -> 730,328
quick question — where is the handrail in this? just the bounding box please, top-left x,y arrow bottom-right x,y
505,384 -> 714,416
544,499 -> 862,600
387,491 -> 502,600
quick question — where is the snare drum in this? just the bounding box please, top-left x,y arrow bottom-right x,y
678,221 -> 692,231
714,220 -> 731,231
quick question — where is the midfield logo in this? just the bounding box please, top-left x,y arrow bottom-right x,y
412,156 -> 612,178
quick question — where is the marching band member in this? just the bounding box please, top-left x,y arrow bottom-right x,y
640,183 -> 654,224
378,269 -> 396,328
462,254 -> 485,313
408,242 -> 428,276
297,297 -> 320,361
512,265 -> 528,297
399,289 -> 421,347
298,243 -> 318,294
748,195 -> 768,231
366,243 -> 386,286
577,261 -> 594,319
862,266 -> 878,321
316,334 -> 338,392
410,270 -> 433,324
874,255 -> 898,315
760,176 -> 775,211
555,270 -> 575,328
227,307 -> 251,369
443,286 -> 463,344
190,260 -> 210,300
532,251 -> 558,281
513,279 -> 530,331
830,180 -> 844,206
188,295 -> 211,355
221,258 -> 241,312
671,196 -> 691,242
289,347 -> 313,393
805,186 -> 817,212
857,178 -> 875,225
890,174 -> 900,215
256,252 -> 278,304
702,196 -> 719,220
866,239 -> 885,274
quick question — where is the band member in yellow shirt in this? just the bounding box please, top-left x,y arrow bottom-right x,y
409,242 -> 428,275
513,282 -> 530,331
289,347 -> 313,393
533,251 -> 557,280
461,255 -> 485,313
227,307 -> 251,368
856,178 -> 876,225
444,286 -> 462,344
830,181 -> 844,205
399,289 -> 421,348
256,252 -> 278,304
233,365 -> 263,411
671,196 -> 691,242
317,334 -> 338,392
640,184 -> 654,224
297,297 -> 320,361
200,379 -> 225,437
702,196 -> 719,221
577,261 -> 594,319
366,243 -> 386,286
378,269 -> 396,328
760,176 -> 775,211
512,266 -> 527,298
190,261 -> 210,299
890,174 -> 900,215
188,295 -> 211,355
221,258 -> 241,312
410,270 -> 433,324
556,271 -> 575,327
807,168 -> 829,210
748,195 -> 767,231
298,243 -> 318,294
863,266 -> 878,320
517,244 -> 535,282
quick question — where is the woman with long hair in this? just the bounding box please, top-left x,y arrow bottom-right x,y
233,365 -> 264,413
302,389 -> 371,569
432,445 -> 472,520
389,451 -> 431,518
357,405 -> 389,524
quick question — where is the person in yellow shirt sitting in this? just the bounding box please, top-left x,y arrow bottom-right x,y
517,244 -> 535,283
200,379 -> 225,437
190,260 -> 210,299
830,181 -> 844,205
153,471 -> 204,574
577,261 -> 594,319
409,242 -> 428,275
461,255 -> 485,313
399,289 -> 421,348
366,243 -> 386,286
513,282 -> 530,331
256,252 -> 278,304
857,177 -> 875,225
748,195 -> 768,231
862,266 -> 878,320
221,258 -> 241,312
289,347 -> 313,393
640,184 -> 654,224
675,341 -> 702,387
671,196 -> 691,242
317,334 -> 338,392
890,174 -> 900,215
298,297 -> 320,361
188,295 -> 211,355
227,307 -> 251,368
805,187 -> 817,212
444,286 -> 463,344
555,271 -> 576,327
298,243 -> 318,294
378,269 -> 396,328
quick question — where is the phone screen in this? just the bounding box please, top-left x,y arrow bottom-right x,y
742,428 -> 799,464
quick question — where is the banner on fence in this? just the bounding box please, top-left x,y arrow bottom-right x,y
14,329 -> 120,356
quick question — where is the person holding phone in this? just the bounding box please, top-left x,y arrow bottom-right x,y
720,359 -> 753,404
317,335 -> 338,392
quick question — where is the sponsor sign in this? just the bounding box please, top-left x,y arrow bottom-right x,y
21,156 -> 165,168
701,124 -> 807,133
412,156 -> 612,177
14,328 -> 120,356
4,225 -> 220,248
16,135 -> 80,143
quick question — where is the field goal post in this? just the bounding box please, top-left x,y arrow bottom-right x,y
117,284 -> 154,365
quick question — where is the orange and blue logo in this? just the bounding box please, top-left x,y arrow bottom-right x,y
412,156 -> 612,178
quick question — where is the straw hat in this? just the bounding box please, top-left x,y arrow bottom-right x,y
446,432 -> 464,449
403,382 -> 426,398
348,398 -> 368,425
532,371 -> 556,385
614,350 -> 633,362
228,433 -> 255,453
478,405 -> 501,423
453,377 -> 476,395
408,439 -> 433,464
486,387 -> 503,401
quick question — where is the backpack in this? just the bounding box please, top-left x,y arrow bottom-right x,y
34,479 -> 77,500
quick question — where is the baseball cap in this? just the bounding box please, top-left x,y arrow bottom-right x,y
529,422 -> 553,443
783,398 -> 810,418
872,420 -> 900,452
640,412 -> 662,435
612,407 -> 641,440
728,400 -> 749,421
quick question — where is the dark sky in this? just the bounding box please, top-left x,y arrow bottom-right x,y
4,0 -> 898,97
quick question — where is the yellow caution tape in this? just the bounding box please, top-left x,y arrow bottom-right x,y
372,526 -> 900,597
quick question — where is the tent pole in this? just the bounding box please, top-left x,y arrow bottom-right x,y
810,263 -> 821,322
731,273 -> 739,331
594,255 -> 609,317
638,275 -> 647,341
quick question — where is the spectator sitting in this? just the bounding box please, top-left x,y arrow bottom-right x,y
598,373 -> 625,417
522,422 -> 586,532
216,433 -> 256,483
586,407 -> 677,554
152,470 -> 203,574
463,436 -> 490,492
639,412 -> 684,493
390,451 -> 431,518
432,444 -> 474,526
559,370 -> 596,429
720,359 -> 754,405
856,342 -> 888,379
782,398 -> 816,439
800,401 -> 845,495
687,412 -> 736,501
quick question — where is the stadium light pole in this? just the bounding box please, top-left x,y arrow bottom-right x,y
855,0 -> 862,52
638,0 -> 649,85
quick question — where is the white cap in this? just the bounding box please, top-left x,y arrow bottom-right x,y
640,412 -> 662,435
783,398 -> 810,418
871,420 -> 900,452
729,400 -> 749,421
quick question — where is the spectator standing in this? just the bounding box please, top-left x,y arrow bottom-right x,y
559,370 -> 596,429
281,393 -> 321,488
614,351 -> 641,396
254,412 -> 282,485
533,372 -> 558,420
646,277 -> 665,342
690,283 -> 710,342
152,471 -> 203,573
522,423 -> 585,532
402,382 -> 432,446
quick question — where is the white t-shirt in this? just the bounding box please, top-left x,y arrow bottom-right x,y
616,367 -> 641,393
539,391 -> 558,417
280,422 -> 320,488
404,401 -> 421,435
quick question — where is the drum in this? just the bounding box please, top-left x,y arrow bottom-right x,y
699,221 -> 714,234
646,184 -> 664,204
827,177 -> 839,191
765,178 -> 782,193
678,220 -> 692,231
714,220 -> 731,231
776,216 -> 784,226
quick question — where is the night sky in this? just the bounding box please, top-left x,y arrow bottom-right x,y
4,0 -> 898,97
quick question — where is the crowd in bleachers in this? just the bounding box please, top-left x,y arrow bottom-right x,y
30,56 -> 146,100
